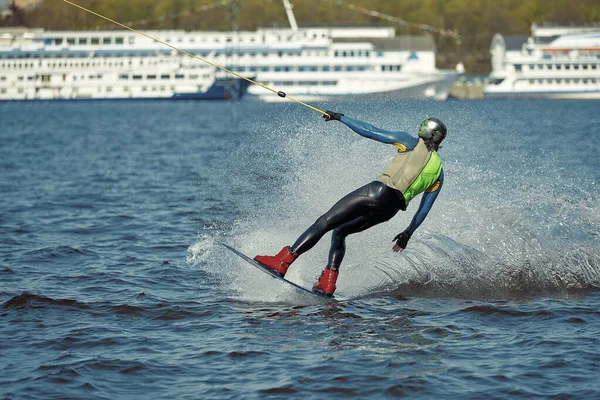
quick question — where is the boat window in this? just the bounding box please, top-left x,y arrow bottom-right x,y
119,74 -> 128,80
565,64 -> 570,70
273,81 -> 293,86
79,38 -> 88,45
103,38 -> 111,45
133,75 -> 142,80
161,74 -> 170,79
67,38 -> 75,45
147,75 -> 156,80
555,64 -> 561,70
574,64 -> 579,70
116,38 -> 124,45
91,38 -> 99,45
323,66 -> 330,71
175,74 -> 185,79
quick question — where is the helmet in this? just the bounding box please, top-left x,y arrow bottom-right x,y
417,117 -> 447,145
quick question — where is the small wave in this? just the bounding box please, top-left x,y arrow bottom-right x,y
2,292 -> 90,311
228,350 -> 268,359
2,292 -> 211,322
152,308 -> 204,321
110,304 -> 147,316
40,358 -> 146,375
24,245 -> 97,260
460,305 -> 554,317
46,336 -> 119,351
259,386 -> 298,395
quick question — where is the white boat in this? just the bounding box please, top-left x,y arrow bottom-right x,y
0,1 -> 461,101
485,23 -> 600,99
0,27 -> 251,101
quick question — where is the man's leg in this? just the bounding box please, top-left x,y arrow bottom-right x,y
290,184 -> 375,255
313,207 -> 399,296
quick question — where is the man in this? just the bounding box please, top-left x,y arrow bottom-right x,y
254,111 -> 447,297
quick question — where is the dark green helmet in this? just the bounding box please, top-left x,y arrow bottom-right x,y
417,117 -> 447,145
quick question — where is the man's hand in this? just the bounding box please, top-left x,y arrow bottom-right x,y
392,231 -> 412,252
323,110 -> 344,122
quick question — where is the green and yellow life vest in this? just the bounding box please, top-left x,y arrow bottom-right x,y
377,138 -> 442,206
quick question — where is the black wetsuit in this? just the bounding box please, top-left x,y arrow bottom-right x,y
290,181 -> 406,269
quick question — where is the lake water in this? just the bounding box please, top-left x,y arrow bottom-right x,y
1,98 -> 599,399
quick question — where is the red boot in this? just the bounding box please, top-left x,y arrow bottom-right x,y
254,246 -> 298,277
312,267 -> 338,297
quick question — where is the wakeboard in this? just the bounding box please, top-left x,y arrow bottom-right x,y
222,244 -> 339,302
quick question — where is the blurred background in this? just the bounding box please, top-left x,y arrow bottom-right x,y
3,0 -> 600,72
0,1 -> 599,100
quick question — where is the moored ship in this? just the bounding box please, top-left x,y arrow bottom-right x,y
485,23 -> 600,99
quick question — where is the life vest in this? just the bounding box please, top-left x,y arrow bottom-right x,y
377,138 -> 442,206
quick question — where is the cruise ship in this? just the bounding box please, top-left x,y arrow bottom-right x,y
0,2 -> 461,101
485,24 -> 600,99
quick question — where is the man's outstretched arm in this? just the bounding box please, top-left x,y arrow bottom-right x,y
323,111 -> 419,150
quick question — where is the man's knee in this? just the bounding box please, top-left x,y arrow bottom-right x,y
332,228 -> 347,241
314,214 -> 331,231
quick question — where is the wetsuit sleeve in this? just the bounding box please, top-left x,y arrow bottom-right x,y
405,169 -> 444,235
339,116 -> 419,150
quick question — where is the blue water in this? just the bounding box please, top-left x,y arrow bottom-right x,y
1,99 -> 599,399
